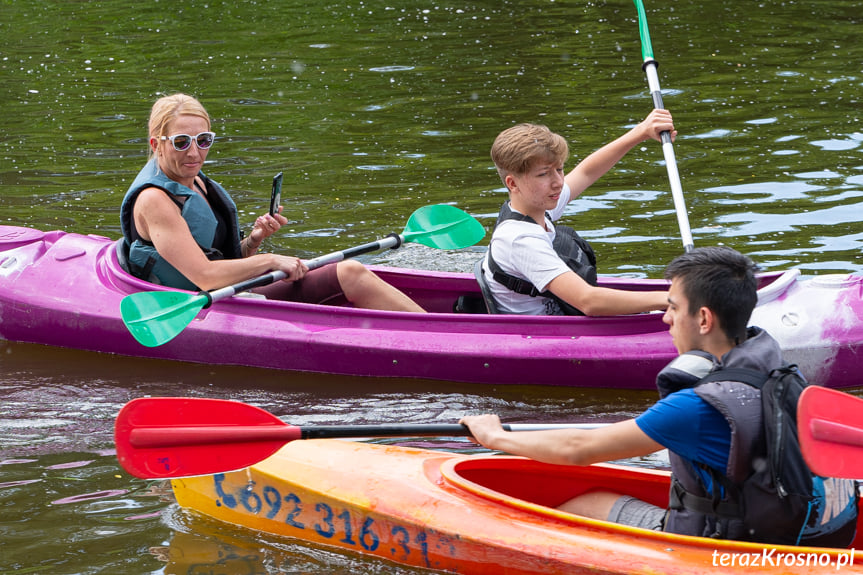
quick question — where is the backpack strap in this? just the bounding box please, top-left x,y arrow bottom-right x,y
668,366 -> 770,531
669,473 -> 742,519
698,367 -> 768,389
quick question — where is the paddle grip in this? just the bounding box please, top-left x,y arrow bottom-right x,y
641,59 -> 672,145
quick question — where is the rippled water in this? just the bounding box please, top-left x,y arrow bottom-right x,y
0,342 -> 655,574
2,0 -> 863,573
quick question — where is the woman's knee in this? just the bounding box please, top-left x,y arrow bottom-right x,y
336,259 -> 373,288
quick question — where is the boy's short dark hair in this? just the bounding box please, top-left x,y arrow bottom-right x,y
664,246 -> 759,342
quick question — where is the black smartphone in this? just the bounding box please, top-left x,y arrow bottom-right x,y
269,172 -> 283,217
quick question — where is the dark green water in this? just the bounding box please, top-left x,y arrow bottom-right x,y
2,0 -> 863,572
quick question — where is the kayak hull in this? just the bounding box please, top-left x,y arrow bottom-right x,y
171,439 -> 863,574
0,225 -> 862,389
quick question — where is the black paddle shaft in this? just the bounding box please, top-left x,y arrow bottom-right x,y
298,422 -> 602,439
300,424 -> 471,439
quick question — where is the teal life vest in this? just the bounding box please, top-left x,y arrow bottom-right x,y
119,159 -> 243,290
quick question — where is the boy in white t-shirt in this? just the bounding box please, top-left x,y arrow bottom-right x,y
481,111 -> 674,315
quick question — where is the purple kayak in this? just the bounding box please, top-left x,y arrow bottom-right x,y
0,225 -> 860,389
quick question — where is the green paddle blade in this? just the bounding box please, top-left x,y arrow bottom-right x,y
121,290 -> 209,347
402,204 -> 486,250
633,0 -> 655,61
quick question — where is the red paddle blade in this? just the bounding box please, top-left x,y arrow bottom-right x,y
798,386 -> 863,479
114,397 -> 301,479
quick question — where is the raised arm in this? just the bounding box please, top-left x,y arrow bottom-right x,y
565,109 -> 676,198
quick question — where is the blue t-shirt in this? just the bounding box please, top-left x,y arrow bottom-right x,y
635,388 -> 731,481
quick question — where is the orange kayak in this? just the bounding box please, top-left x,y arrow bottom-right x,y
172,439 -> 863,574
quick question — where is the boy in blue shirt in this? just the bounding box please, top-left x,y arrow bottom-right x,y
462,246 -> 857,546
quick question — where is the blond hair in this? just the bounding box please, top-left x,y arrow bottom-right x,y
490,123 -> 569,188
147,93 -> 211,159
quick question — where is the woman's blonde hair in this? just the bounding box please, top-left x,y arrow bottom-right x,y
147,93 -> 211,159
490,123 -> 569,188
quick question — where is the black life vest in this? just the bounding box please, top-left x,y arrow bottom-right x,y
486,201 -> 597,315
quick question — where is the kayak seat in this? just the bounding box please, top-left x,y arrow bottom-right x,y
474,256 -> 500,314
114,237 -> 161,285
114,237 -> 133,274
453,257 -> 500,314
473,256 -> 500,314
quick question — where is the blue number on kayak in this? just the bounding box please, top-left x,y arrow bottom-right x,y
240,482 -> 262,514
436,532 -> 457,557
391,526 -> 410,561
283,493 -> 304,529
209,477 -> 449,564
415,531 -> 430,567
212,473 -> 237,509
314,502 -> 335,538
338,510 -> 356,545
389,526 -> 429,567
359,517 -> 380,552
263,486 -> 281,520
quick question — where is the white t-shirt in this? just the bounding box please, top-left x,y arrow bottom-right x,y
481,184 -> 574,315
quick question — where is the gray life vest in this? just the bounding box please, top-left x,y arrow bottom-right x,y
656,330 -> 857,547
486,201 -> 597,315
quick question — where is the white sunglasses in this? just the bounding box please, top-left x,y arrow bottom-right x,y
160,131 -> 216,151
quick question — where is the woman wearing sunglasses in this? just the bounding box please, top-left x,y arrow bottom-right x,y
120,93 -> 424,312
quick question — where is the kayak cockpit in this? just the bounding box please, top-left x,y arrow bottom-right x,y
438,456 -> 670,520
101,225 -> 797,317
438,453 -> 863,552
